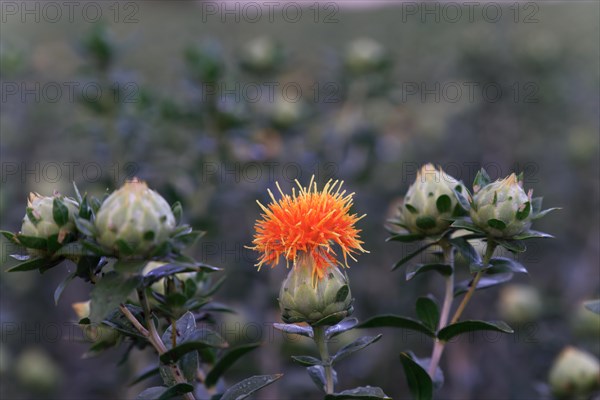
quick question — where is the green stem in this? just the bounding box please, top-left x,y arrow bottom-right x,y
313,326 -> 334,394
427,240 -> 454,378
450,240 -> 497,325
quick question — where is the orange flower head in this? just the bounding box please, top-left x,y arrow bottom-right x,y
249,176 -> 368,282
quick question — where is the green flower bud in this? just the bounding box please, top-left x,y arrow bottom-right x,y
20,192 -> 79,257
240,36 -> 283,73
470,173 -> 532,238
549,346 -> 600,399
279,254 -> 353,326
497,284 -> 543,324
95,179 -> 176,258
345,38 -> 387,74
397,164 -> 467,236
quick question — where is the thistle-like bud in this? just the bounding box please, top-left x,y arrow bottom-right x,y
279,254 -> 353,326
95,178 -> 176,258
20,192 -> 79,257
396,164 -> 467,236
549,346 -> 600,399
470,173 -> 532,238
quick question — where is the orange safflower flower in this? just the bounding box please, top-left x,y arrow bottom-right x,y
249,176 -> 368,282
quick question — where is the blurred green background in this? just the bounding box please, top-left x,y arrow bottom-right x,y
1,1 -> 599,399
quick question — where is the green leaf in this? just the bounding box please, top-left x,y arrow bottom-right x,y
473,168 -> 491,191
115,260 -> 148,274
405,204 -> 418,214
450,218 -> 485,234
513,230 -> 554,240
52,198 -> 70,226
452,189 -> 471,211
584,300 -> 600,315
129,367 -> 160,386
0,230 -> 18,244
416,217 -> 436,230
5,257 -> 49,272
162,311 -> 196,348
391,243 -> 436,271
103,304 -> 146,339
273,323 -> 313,338
89,272 -> 141,323
406,263 -> 452,281
136,383 -> 194,400
335,285 -> 350,302
449,237 -> 481,265
436,195 -> 452,213
357,315 -> 435,337
54,272 -> 76,305
81,239 -> 110,256
291,355 -> 322,366
74,217 -> 96,237
325,386 -> 392,399
416,297 -> 440,332
487,257 -> 528,274
54,242 -> 93,258
332,335 -> 382,363
307,365 -> 328,392
454,273 -> 514,297
220,374 -> 283,400
116,239 -> 135,256
16,235 -> 47,250
171,201 -> 183,225
437,320 -> 513,341
386,233 -> 426,243
205,343 -> 261,387
160,328 -> 228,364
496,239 -> 526,253
312,312 -> 348,327
399,352 -> 433,400
516,202 -> 531,220
72,182 -> 83,203
487,219 -> 506,230
326,318 -> 358,339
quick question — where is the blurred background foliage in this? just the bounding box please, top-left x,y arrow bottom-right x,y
0,1 -> 599,399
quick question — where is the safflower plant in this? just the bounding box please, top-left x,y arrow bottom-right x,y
248,176 -> 391,399
2,179 -> 282,400
357,165 -> 559,400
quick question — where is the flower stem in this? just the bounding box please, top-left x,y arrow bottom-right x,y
121,289 -> 196,400
450,240 -> 497,325
313,326 -> 334,394
427,240 -> 454,378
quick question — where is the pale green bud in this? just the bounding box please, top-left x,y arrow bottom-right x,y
279,254 -> 353,326
497,284 -> 543,324
20,192 -> 79,257
95,179 -> 176,258
549,347 -> 600,399
345,38 -> 386,74
470,173 -> 532,238
398,164 -> 467,236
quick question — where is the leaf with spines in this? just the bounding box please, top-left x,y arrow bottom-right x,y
437,320 -> 513,341
219,374 -> 283,400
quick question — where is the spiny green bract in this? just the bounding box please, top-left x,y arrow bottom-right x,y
279,254 -> 353,326
470,173 -> 532,238
396,164 -> 467,236
94,178 -> 176,258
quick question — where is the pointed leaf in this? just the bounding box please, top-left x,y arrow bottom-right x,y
54,272 -> 76,305
129,367 -> 160,386
136,383 -> 194,400
171,202 -> 183,225
416,297 -> 440,332
89,272 -> 141,323
386,233 -> 426,243
273,323 -> 313,338
437,320 -> 513,341
357,315 -> 434,337
52,198 -> 70,226
326,318 -> 358,339
332,335 -> 382,363
5,257 -> 49,272
205,342 -> 261,387
450,219 -> 485,234
487,257 -> 528,274
406,263 -> 452,281
0,230 -> 18,244
454,273 -> 514,297
496,239 -> 526,253
325,386 -> 391,399
399,352 -> 433,400
449,237 -> 481,265
307,365 -> 327,392
391,243 -> 435,271
513,230 -> 554,240
160,328 -> 228,364
473,168 -> 491,192
291,355 -> 322,366
532,207 -> 560,220
220,374 -> 283,400
74,217 -> 96,237
584,300 -> 600,315
15,235 -> 47,250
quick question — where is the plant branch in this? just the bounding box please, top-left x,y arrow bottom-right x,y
450,240 -> 497,325
313,326 -> 334,394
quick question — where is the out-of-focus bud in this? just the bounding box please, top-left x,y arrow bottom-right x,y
240,37 -> 284,74
497,284 -> 543,324
395,164 -> 467,236
548,346 -> 600,399
279,254 -> 353,326
94,178 -> 176,258
20,192 -> 79,257
344,38 -> 387,74
470,173 -> 532,238
15,348 -> 63,392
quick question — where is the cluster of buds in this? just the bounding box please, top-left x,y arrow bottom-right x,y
19,192 -> 79,258
94,179 -> 176,258
394,164 -> 467,236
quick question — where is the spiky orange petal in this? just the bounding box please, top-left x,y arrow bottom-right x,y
248,176 -> 367,282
